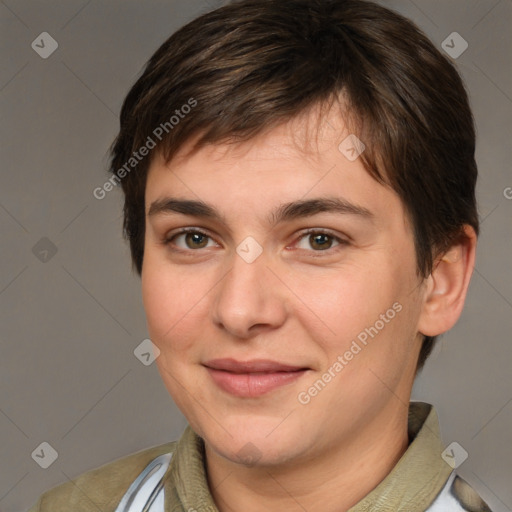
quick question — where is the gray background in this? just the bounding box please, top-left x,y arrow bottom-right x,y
0,0 -> 511,511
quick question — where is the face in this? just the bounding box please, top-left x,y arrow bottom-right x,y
142,106 -> 426,468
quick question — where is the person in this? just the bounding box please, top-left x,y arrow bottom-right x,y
29,0 -> 493,510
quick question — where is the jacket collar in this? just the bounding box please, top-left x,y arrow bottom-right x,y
166,402 -> 454,511
348,401 -> 453,511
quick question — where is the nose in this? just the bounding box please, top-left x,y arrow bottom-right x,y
211,245 -> 288,340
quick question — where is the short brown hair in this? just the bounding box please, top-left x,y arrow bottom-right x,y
108,0 -> 479,373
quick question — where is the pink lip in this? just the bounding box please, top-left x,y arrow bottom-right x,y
203,358 -> 309,397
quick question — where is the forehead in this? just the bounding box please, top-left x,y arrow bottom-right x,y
155,98 -> 358,171
144,105 -> 405,233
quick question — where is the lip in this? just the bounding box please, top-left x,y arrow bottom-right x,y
203,358 -> 309,398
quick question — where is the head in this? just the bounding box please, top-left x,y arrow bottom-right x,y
108,0 -> 478,466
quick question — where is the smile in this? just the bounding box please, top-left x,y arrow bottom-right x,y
203,359 -> 309,398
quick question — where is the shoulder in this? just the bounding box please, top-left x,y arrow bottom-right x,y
426,471 -> 493,511
28,441 -> 177,512
452,474 -> 493,511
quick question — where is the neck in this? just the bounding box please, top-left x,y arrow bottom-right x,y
204,403 -> 410,512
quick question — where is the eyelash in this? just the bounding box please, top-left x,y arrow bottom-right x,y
162,227 -> 349,257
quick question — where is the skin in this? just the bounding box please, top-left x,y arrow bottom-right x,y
141,104 -> 476,512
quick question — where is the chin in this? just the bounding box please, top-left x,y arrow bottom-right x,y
196,413 -> 310,467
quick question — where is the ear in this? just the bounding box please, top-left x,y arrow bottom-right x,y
417,225 -> 477,337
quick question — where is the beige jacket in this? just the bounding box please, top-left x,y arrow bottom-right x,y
28,401 -> 492,511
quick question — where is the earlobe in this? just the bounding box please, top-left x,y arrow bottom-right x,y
417,225 -> 477,337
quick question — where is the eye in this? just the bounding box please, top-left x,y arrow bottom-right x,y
163,228 -> 218,251
293,229 -> 348,254
162,227 -> 349,256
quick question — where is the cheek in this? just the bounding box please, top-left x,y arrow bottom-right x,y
141,261 -> 170,338
141,255 -> 205,352
293,260 -> 398,336
296,253 -> 418,364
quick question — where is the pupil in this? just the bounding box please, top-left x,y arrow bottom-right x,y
312,234 -> 330,250
187,233 -> 206,248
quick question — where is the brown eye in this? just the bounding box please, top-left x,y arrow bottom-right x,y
164,229 -> 216,251
294,229 -> 349,255
183,231 -> 209,249
308,233 -> 334,250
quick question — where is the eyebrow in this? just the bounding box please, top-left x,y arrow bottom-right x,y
147,196 -> 374,226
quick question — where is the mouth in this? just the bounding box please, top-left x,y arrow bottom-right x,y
203,358 -> 310,397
